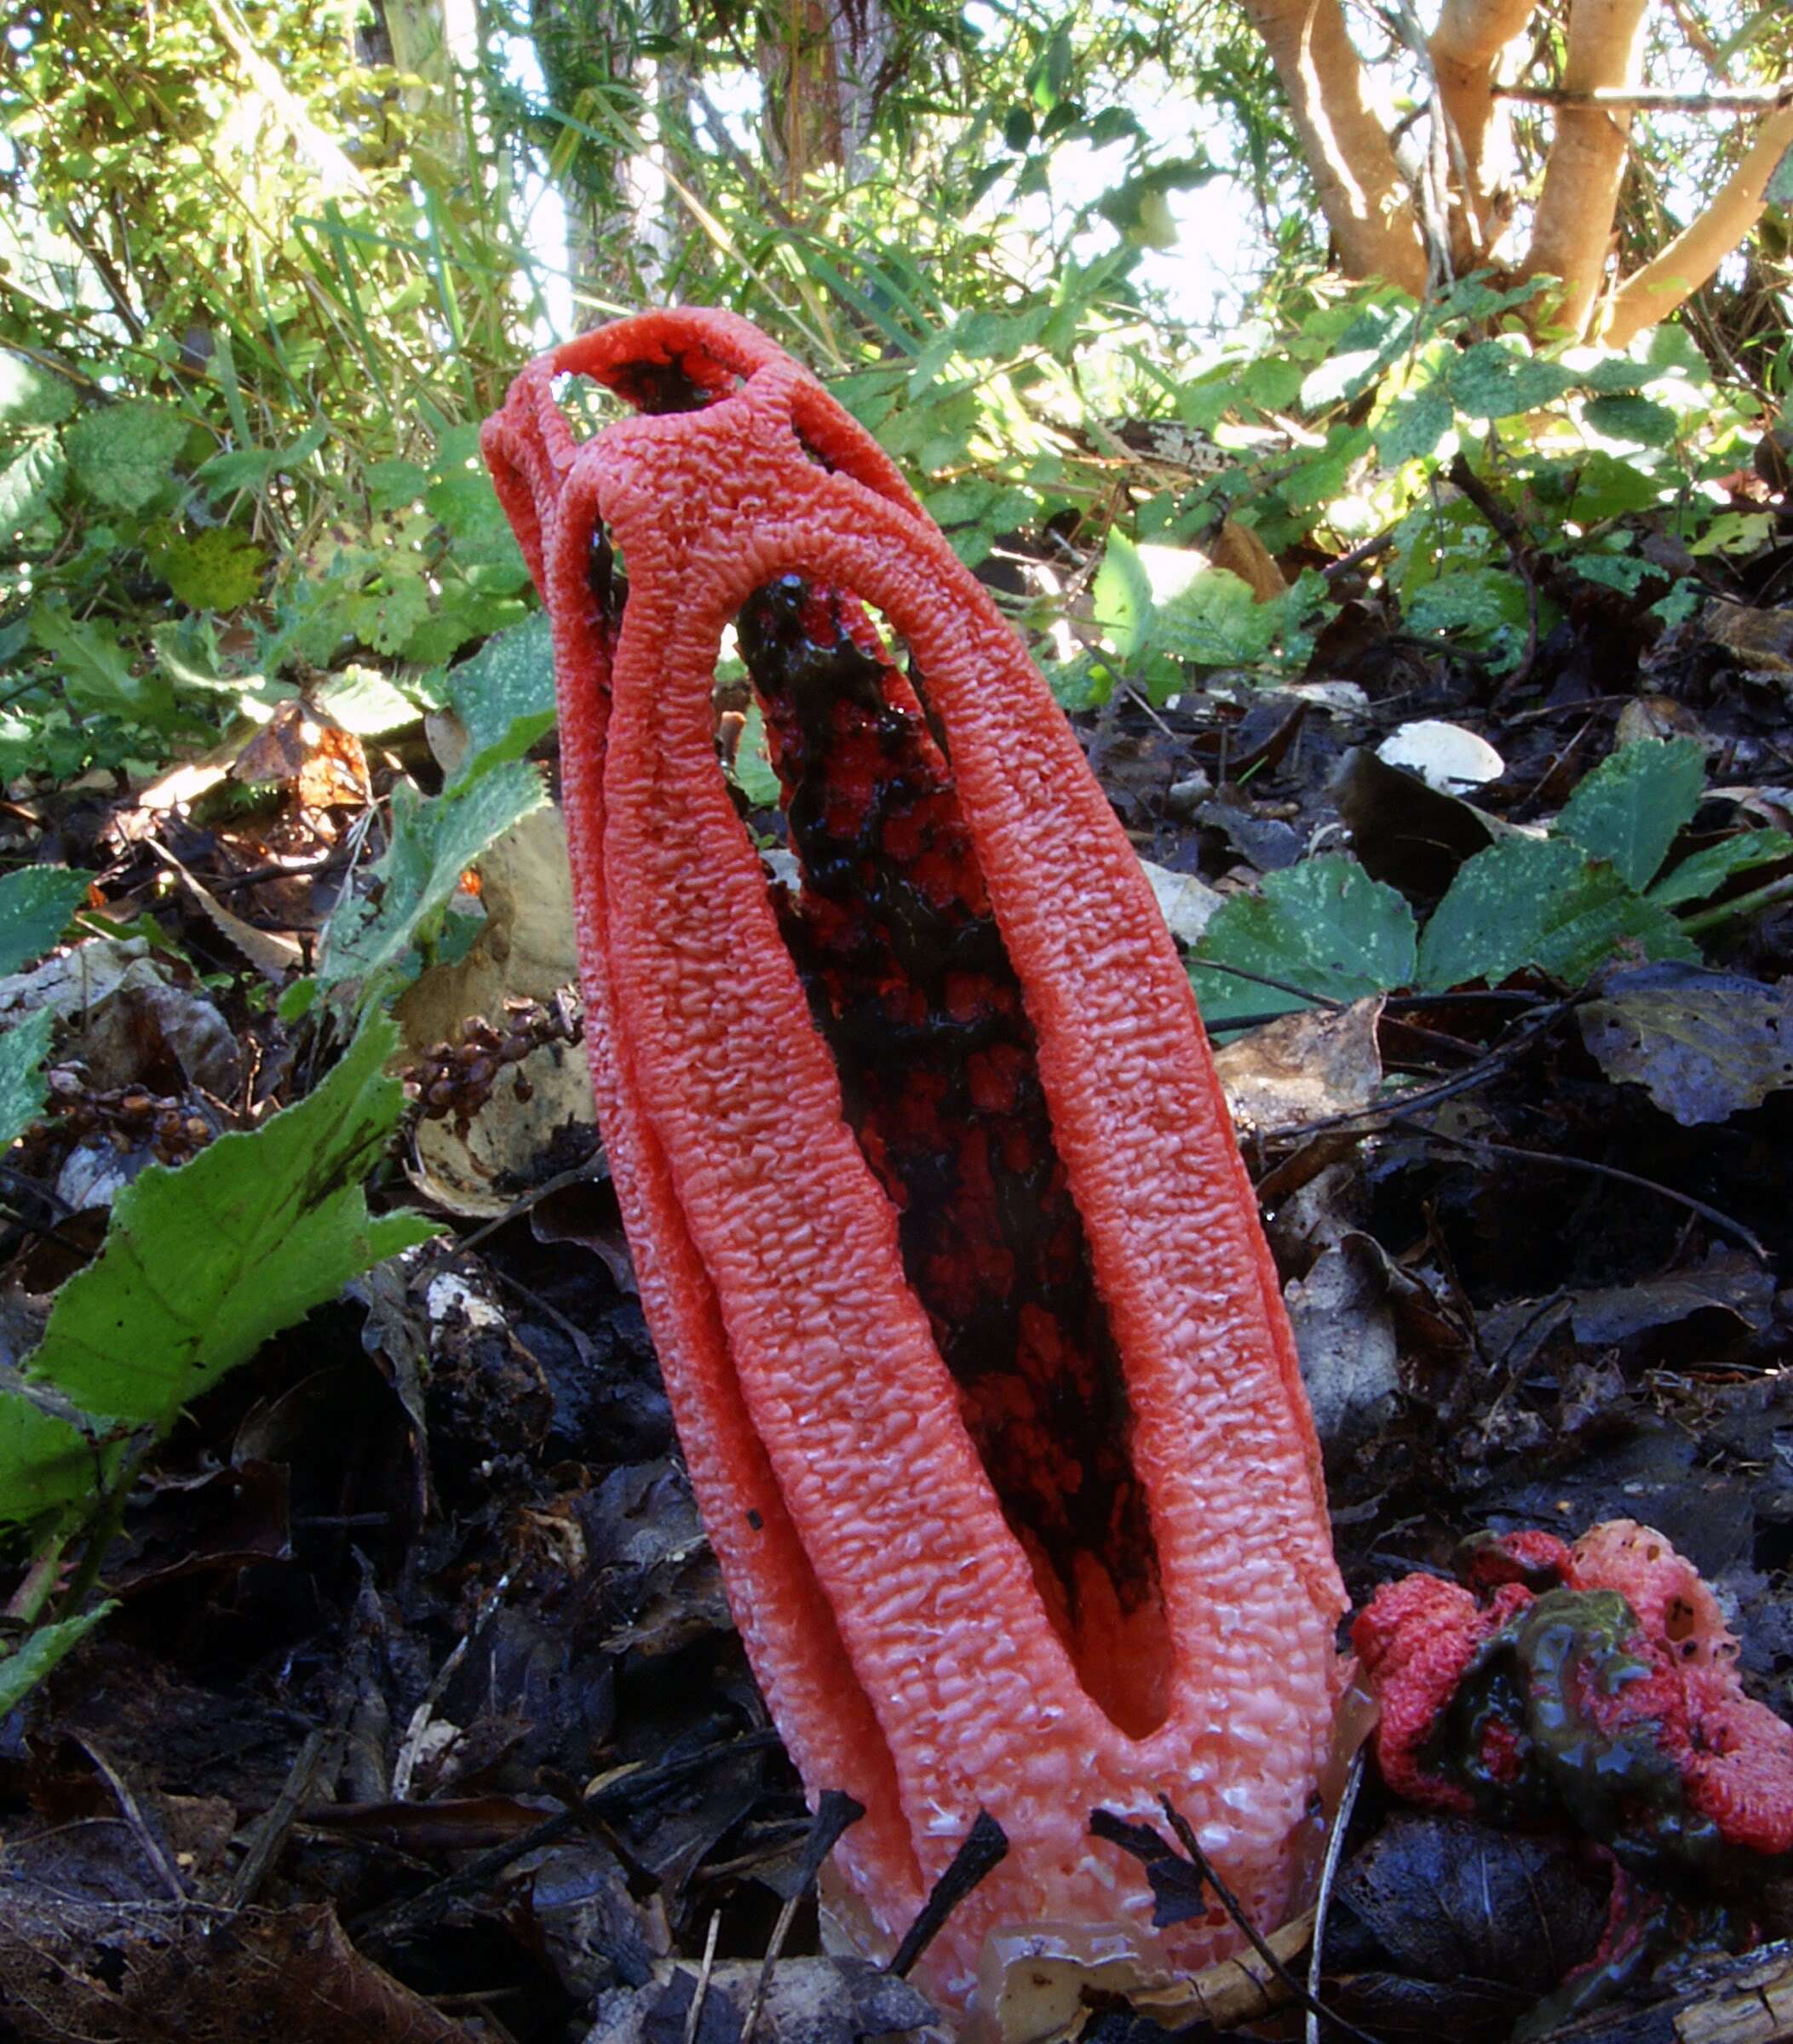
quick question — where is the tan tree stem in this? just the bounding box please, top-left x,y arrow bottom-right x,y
1428,0 -> 1537,253
1602,97 -> 1793,346
1522,0 -> 1653,336
1237,0 -> 1428,293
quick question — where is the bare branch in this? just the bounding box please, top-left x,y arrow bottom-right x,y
1496,83 -> 1793,111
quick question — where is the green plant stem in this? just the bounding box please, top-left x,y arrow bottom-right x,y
49,1437 -> 155,1630
1678,871 -> 1793,935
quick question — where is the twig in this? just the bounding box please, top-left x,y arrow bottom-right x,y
683,1909 -> 722,2044
75,1737 -> 187,1903
888,1810 -> 1009,1978
351,1731 -> 784,1944
226,1673 -> 357,1909
1417,1132 -> 1770,1263
1493,84 -> 1793,112
741,1790 -> 865,2041
1306,1751 -> 1366,2044
390,1570 -> 513,1801
1157,1798 -> 1383,2044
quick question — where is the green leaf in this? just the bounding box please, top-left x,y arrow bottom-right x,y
1376,384 -> 1454,468
0,1603 -> 115,1716
1417,837 -> 1698,990
153,526 -> 267,611
1448,343 -> 1572,418
0,353 -> 77,429
30,604 -> 176,726
1767,140 -> 1793,207
1555,738 -> 1704,890
1189,855 -> 1418,1029
1092,530 -> 1154,660
0,1386 -> 118,1528
1154,568 -> 1279,666
1648,830 -> 1793,910
443,611 -> 556,789
0,866 -> 95,975
22,1011 -> 437,1431
315,762 -> 547,997
64,399 -> 186,512
197,418 -> 328,500
730,701 -> 782,808
1583,393 -> 1679,446
0,1007 -> 56,1149
0,439 -> 67,533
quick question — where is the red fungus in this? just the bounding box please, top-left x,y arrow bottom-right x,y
1354,1519 -> 1793,1869
480,307 -> 1345,2009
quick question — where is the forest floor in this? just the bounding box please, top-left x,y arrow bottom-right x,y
3,479 -> 1793,2044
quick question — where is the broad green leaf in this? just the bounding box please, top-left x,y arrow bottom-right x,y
152,526 -> 267,611
1376,384 -> 1453,468
0,1007 -> 56,1148
0,439 -> 67,533
1189,854 -> 1418,1029
1649,830 -> 1793,910
1155,568 -> 1279,666
0,1386 -> 116,1527
0,1604 -> 115,1715
444,611 -> 556,789
1092,530 -> 1154,660
1448,343 -> 1572,418
65,399 -> 186,512
315,761 -> 546,996
1555,738 -> 1704,890
0,866 -> 95,974
1583,393 -> 1679,447
1405,567 -> 1531,652
23,1011 -> 437,1430
1417,837 -> 1697,990
0,353 -> 76,428
30,604 -> 176,725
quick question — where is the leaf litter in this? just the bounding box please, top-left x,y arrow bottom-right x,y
2,447 -> 1793,2044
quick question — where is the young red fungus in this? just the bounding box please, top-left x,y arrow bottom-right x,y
480,307 -> 1346,2009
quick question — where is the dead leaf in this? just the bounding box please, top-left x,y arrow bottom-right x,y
1577,962 -> 1793,1125
233,698 -> 370,807
1286,1232 -> 1402,1458
585,1956 -> 940,2044
1215,996 -> 1384,1135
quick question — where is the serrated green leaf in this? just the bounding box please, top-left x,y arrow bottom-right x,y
343,571 -> 431,655
1417,837 -> 1698,990
1189,854 -> 1418,1029
443,611 -> 555,789
1449,343 -> 1572,418
0,439 -> 67,533
0,353 -> 77,429
0,1603 -> 115,1714
316,761 -> 546,996
1555,738 -> 1704,890
1155,568 -> 1279,666
154,526 -> 267,611
22,1012 -> 438,1431
1648,829 -> 1793,910
0,1006 -> 55,1148
29,604 -> 176,726
65,399 -> 186,511
1583,393 -> 1679,446
1376,384 -> 1454,468
364,457 -> 430,512
0,866 -> 95,975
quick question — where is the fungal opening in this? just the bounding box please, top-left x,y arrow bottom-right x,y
728,572 -> 1172,1741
